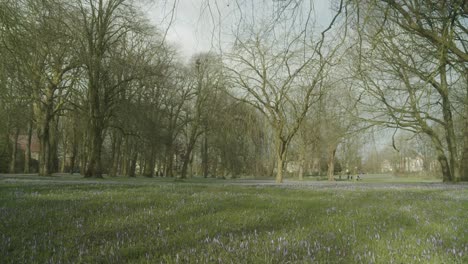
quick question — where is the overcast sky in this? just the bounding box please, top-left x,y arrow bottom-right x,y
145,0 -> 335,59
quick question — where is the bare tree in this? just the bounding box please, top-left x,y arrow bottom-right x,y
1,0 -> 80,176
178,53 -> 224,178
350,0 -> 467,181
225,0 -> 346,183
319,84 -> 362,181
74,0 -> 155,177
161,64 -> 194,177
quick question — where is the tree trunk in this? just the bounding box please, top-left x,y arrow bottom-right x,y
121,136 -> 131,176
128,152 -> 138,177
69,143 -> 77,174
49,117 -> 59,173
462,141 -> 468,180
327,145 -> 337,181
202,131 -> 209,178
181,129 -> 199,179
121,150 -> 128,176
60,118 -> 68,173
441,93 -> 459,181
181,144 -> 194,179
144,148 -> 155,177
84,68 -> 105,178
9,128 -> 20,173
275,137 -> 287,183
60,138 -> 67,173
79,131 -> 88,175
298,145 -> 306,181
461,112 -> 468,181
275,154 -> 285,183
34,96 -> 54,177
38,118 -> 51,176
439,48 -> 459,181
461,73 -> 468,181
426,130 -> 453,181
24,120 -> 32,173
85,118 -> 103,178
110,133 -> 122,177
438,154 -> 452,182
165,142 -> 174,177
189,151 -> 194,178
68,120 -> 78,174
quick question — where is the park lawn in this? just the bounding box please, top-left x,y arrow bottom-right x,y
0,175 -> 467,263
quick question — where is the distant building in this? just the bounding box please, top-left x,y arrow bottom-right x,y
15,135 -> 40,160
381,159 -> 393,172
407,155 -> 424,172
382,154 -> 425,173
286,161 -> 301,173
397,155 -> 424,172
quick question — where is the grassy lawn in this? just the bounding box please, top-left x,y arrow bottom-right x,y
0,174 -> 467,263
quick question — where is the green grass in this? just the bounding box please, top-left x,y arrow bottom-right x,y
0,174 -> 467,263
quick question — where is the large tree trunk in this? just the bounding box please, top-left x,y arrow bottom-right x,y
121,136 -> 130,176
275,137 -> 287,183
427,132 -> 452,182
438,154 -> 452,182
34,83 -> 61,176
85,116 -> 103,178
327,145 -> 337,181
69,142 -> 77,174
165,155 -> 173,177
189,152 -> 194,178
461,73 -> 468,181
24,120 -> 32,173
110,133 -> 122,177
181,128 -> 200,179
128,152 -> 138,177
60,122 -> 68,173
180,144 -> 195,179
9,128 -> 20,173
275,154 -> 285,183
79,131 -> 88,175
165,140 -> 174,177
462,112 -> 468,182
439,57 -> 459,181
49,117 -> 59,173
34,95 -> 54,176
84,58 -> 105,178
144,147 -> 155,177
38,118 -> 51,176
144,151 -> 156,177
64,114 -> 80,175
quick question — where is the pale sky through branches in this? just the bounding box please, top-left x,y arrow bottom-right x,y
145,0 -> 335,59
144,0 -> 392,157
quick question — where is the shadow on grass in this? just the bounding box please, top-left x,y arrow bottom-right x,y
0,177 -> 466,263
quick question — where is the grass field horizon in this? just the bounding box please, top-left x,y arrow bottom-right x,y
1,173 -> 467,263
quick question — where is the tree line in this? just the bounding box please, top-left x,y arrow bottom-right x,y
0,0 -> 466,182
